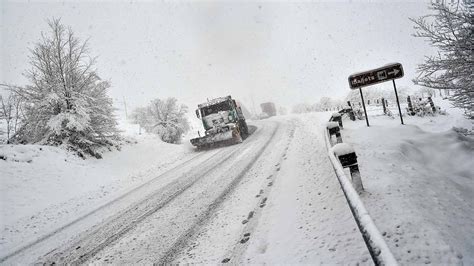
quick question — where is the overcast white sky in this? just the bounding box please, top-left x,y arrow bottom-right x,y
1,0 -> 435,112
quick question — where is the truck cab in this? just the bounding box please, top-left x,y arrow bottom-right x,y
191,96 -> 248,148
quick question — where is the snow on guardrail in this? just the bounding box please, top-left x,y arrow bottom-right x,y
332,143 -> 355,156
324,128 -> 397,266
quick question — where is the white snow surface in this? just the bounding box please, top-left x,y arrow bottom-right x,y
325,128 -> 397,265
1,114 -> 372,264
0,128 -> 195,257
1,99 -> 471,264
326,121 -> 340,129
340,98 -> 473,265
332,142 -> 355,156
173,114 -> 370,264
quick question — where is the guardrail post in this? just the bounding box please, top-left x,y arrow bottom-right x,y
333,143 -> 364,193
349,110 -> 356,121
331,113 -> 343,128
348,164 -> 364,193
346,102 -> 356,121
326,122 -> 342,145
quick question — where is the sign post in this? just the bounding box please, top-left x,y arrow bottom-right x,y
392,79 -> 404,125
359,88 -> 369,127
348,63 -> 404,126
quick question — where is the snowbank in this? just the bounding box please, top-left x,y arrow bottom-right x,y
325,129 -> 397,265
342,109 -> 473,264
0,145 -> 47,163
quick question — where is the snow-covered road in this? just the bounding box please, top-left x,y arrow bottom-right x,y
1,115 -> 370,264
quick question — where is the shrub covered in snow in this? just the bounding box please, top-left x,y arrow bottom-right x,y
9,19 -> 120,158
131,97 -> 190,144
292,103 -> 313,114
0,92 -> 22,143
345,87 -> 408,107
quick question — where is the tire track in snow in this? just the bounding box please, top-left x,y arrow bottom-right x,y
156,121 -> 281,264
0,150 -> 207,264
221,121 -> 297,264
36,147 -> 242,264
34,122 -> 272,265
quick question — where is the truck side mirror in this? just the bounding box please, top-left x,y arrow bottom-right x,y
195,109 -> 200,119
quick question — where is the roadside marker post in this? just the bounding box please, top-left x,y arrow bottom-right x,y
428,96 -> 436,113
407,96 -> 415,115
348,63 -> 405,127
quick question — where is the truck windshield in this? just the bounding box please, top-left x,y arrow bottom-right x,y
201,101 -> 232,116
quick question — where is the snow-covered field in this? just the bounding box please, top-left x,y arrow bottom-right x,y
0,122 -> 196,259
340,98 -> 473,265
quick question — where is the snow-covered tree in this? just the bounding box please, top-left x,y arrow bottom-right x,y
312,102 -> 322,112
388,86 -> 409,104
292,103 -> 313,114
11,18 -> 119,158
0,90 -> 23,143
332,99 -> 344,109
411,2 -> 473,119
319,97 -> 333,111
278,106 -> 287,115
131,98 -> 190,144
345,90 -> 365,107
345,87 -> 408,107
416,87 -> 436,98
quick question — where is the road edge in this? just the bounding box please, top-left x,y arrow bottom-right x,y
323,128 -> 398,266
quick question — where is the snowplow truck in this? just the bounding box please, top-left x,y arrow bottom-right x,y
191,96 -> 249,148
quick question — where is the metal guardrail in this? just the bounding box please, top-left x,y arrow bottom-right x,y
324,128 -> 398,266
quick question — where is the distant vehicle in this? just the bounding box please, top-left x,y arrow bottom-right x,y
260,102 -> 277,117
190,96 -> 249,148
